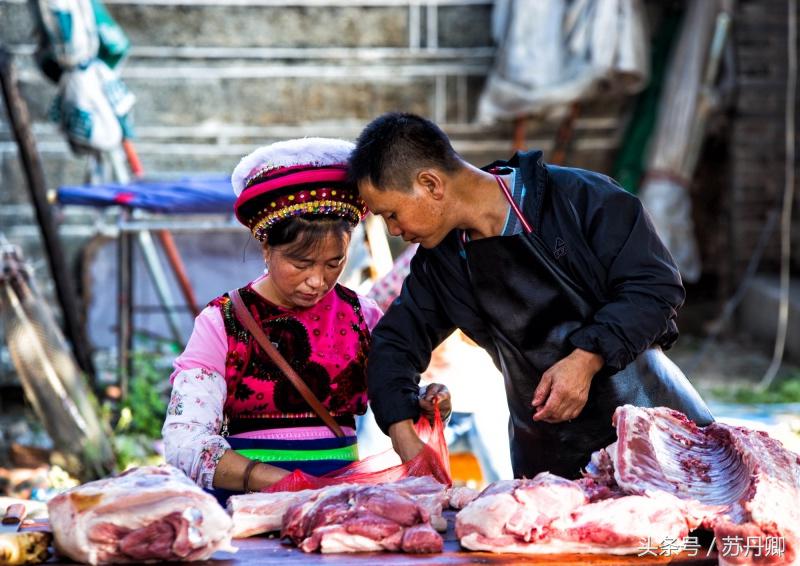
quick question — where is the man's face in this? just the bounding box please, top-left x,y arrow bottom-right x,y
359,177 -> 449,249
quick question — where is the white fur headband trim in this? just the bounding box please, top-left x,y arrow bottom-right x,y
231,137 -> 355,196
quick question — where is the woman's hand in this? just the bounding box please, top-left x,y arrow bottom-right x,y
419,383 -> 452,423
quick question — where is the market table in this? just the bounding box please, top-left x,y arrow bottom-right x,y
203,512 -> 718,566
31,510 -> 717,565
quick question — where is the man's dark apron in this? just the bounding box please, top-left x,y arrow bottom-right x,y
462,177 -> 713,479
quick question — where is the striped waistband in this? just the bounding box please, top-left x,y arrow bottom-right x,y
228,427 -> 358,464
236,443 -> 359,463
230,425 -> 357,441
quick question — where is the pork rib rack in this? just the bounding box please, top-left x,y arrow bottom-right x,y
610,405 -> 800,565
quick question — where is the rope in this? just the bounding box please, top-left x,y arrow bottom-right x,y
759,0 -> 797,389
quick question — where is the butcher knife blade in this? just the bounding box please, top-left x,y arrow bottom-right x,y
0,504 -> 26,533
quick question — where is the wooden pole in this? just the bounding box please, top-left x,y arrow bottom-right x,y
0,45 -> 96,379
512,117 -> 527,151
550,102 -> 582,166
157,231 -> 200,317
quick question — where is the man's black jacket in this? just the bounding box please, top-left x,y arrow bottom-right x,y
367,150 -> 685,434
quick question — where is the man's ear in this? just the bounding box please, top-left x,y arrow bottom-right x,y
416,169 -> 445,200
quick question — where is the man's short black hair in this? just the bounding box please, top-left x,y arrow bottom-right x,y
349,112 -> 462,192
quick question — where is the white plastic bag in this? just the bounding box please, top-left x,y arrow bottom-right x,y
478,0 -> 649,122
52,58 -> 135,153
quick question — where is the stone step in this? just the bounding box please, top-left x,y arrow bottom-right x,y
1,0 -> 495,128
1,109 -> 622,144
0,0 -> 493,50
0,111 -> 622,206
9,58 -> 490,128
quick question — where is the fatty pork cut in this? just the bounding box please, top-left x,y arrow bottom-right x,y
281,483 -> 443,553
228,488 -> 319,538
455,472 -> 708,555
48,465 -> 235,564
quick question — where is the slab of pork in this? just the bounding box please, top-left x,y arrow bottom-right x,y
48,466 -> 235,564
281,484 -> 442,553
447,486 -> 480,510
455,472 -> 706,555
228,489 -> 320,538
228,476 -> 448,537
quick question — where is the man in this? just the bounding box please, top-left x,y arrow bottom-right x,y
350,112 -> 712,479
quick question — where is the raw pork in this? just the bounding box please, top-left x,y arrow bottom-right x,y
228,476 -> 448,537
48,466 -> 235,564
447,486 -> 480,510
610,405 -> 800,565
390,476 -> 448,532
455,472 -> 705,555
282,483 -> 442,553
457,406 -> 799,562
228,489 -> 320,538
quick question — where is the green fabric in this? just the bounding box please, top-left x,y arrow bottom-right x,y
613,6 -> 684,194
91,0 -> 130,69
236,444 -> 359,463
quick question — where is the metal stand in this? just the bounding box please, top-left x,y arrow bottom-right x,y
108,151 -> 191,395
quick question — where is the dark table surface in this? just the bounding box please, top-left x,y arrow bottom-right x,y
204,511 -> 718,566
35,511 -> 719,565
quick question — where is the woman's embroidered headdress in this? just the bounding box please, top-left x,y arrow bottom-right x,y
232,138 -> 367,241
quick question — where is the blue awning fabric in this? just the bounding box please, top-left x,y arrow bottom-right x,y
57,175 -> 234,214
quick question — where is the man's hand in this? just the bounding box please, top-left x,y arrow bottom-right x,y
419,383 -> 452,423
388,420 -> 425,462
531,348 -> 604,423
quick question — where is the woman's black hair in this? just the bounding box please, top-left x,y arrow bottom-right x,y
264,215 -> 354,257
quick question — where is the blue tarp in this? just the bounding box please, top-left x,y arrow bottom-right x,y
57,175 -> 234,214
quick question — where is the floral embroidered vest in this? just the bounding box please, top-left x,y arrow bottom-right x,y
211,283 -> 370,434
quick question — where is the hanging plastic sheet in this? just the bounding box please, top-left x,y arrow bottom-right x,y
478,0 -> 650,123
612,5 -> 684,194
50,58 -> 135,152
30,0 -> 98,75
90,0 -> 130,69
639,0 -> 731,282
28,0 -> 134,153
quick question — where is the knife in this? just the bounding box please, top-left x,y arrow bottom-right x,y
0,503 -> 26,533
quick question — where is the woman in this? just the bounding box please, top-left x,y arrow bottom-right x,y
163,138 -> 448,498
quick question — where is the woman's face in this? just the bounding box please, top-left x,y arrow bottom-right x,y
261,231 -> 350,309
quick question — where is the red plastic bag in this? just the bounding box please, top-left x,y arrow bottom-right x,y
266,405 -> 451,492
